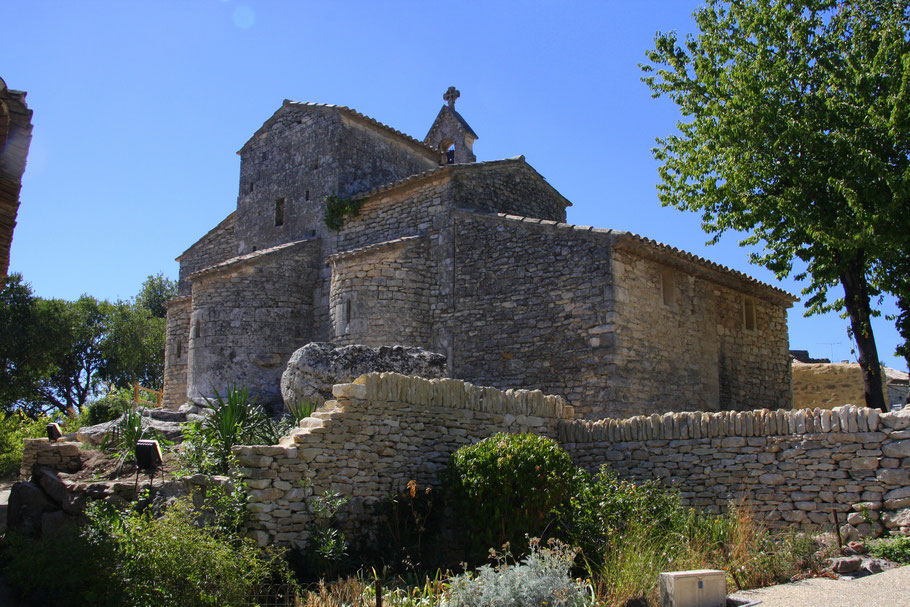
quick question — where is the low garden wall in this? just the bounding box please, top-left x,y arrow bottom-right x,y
233,372 -> 573,547
20,438 -> 83,478
559,406 -> 910,537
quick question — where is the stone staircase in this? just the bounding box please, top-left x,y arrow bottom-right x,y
278,401 -> 345,447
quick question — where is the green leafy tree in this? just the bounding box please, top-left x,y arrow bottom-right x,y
0,274 -> 59,416
101,302 -> 166,390
30,296 -> 114,416
643,0 -> 910,409
135,272 -> 177,319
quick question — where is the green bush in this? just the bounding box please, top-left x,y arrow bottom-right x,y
869,535 -> 910,564
89,491 -> 293,606
0,413 -> 49,477
85,391 -> 132,425
554,466 -> 685,565
182,386 -> 289,474
446,433 -> 577,557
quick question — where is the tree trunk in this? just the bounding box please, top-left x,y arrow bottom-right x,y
840,256 -> 887,411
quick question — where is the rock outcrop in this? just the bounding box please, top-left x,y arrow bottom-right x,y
280,342 -> 447,409
75,405 -> 209,447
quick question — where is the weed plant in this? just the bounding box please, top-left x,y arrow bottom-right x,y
869,535 -> 910,564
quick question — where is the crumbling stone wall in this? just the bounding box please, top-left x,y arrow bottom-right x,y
234,372 -> 572,547
328,237 -> 434,349
187,239 -> 320,408
561,406 -> 910,537
20,439 -> 82,479
177,212 -> 237,296
163,295 -> 191,407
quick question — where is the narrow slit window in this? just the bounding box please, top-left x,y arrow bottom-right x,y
305,190 -> 310,201
275,197 -> 285,227
661,269 -> 676,307
194,319 -> 201,339
176,341 -> 182,358
344,299 -> 352,324
743,297 -> 756,331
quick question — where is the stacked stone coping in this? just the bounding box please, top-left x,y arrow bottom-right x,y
233,372 -> 573,547
20,438 -> 82,479
560,405 -> 910,536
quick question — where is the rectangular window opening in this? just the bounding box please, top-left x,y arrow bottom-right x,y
275,197 -> 285,227
743,297 -> 757,331
661,269 -> 676,307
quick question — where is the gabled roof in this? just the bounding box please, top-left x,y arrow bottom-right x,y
187,237 -> 318,281
350,156 -> 572,209
427,105 -> 478,140
237,100 -> 440,159
176,211 -> 236,262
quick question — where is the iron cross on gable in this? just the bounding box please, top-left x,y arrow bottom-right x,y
443,86 -> 460,108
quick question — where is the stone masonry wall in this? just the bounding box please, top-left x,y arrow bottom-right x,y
187,240 -> 321,408
560,406 -> 910,536
609,246 -> 792,415
162,296 -> 191,407
449,210 -> 618,419
329,237 -> 434,349
236,105 -> 437,256
176,212 -> 237,296
234,372 -> 572,548
20,439 -> 82,479
450,160 -> 568,223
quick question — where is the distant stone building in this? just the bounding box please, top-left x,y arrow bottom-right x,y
0,77 -> 33,277
164,89 -> 796,418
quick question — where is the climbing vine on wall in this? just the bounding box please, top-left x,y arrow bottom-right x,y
324,194 -> 366,230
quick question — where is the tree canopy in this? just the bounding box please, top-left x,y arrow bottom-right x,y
643,0 -> 910,409
0,273 -> 174,416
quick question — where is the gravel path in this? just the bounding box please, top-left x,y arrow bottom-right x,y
730,566 -> 910,606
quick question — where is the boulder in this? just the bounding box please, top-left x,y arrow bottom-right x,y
7,481 -> 56,536
280,342 -> 448,409
76,406 -> 190,446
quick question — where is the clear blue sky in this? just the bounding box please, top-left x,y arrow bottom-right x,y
4,0 -> 905,372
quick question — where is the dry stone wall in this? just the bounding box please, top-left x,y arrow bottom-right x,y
234,372 -> 572,548
450,160 -> 568,222
20,439 -> 82,479
561,406 -> 910,537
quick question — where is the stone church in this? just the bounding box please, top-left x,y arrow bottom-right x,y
164,88 -> 796,419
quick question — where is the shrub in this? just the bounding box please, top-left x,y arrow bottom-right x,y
85,390 -> 132,425
87,492 -> 295,606
446,539 -> 592,607
869,535 -> 910,564
446,433 -> 577,557
182,386 -> 287,474
553,465 -> 685,565
0,413 -> 49,477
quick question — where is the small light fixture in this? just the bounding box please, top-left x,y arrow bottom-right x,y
46,423 -> 63,442
135,440 -> 163,471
